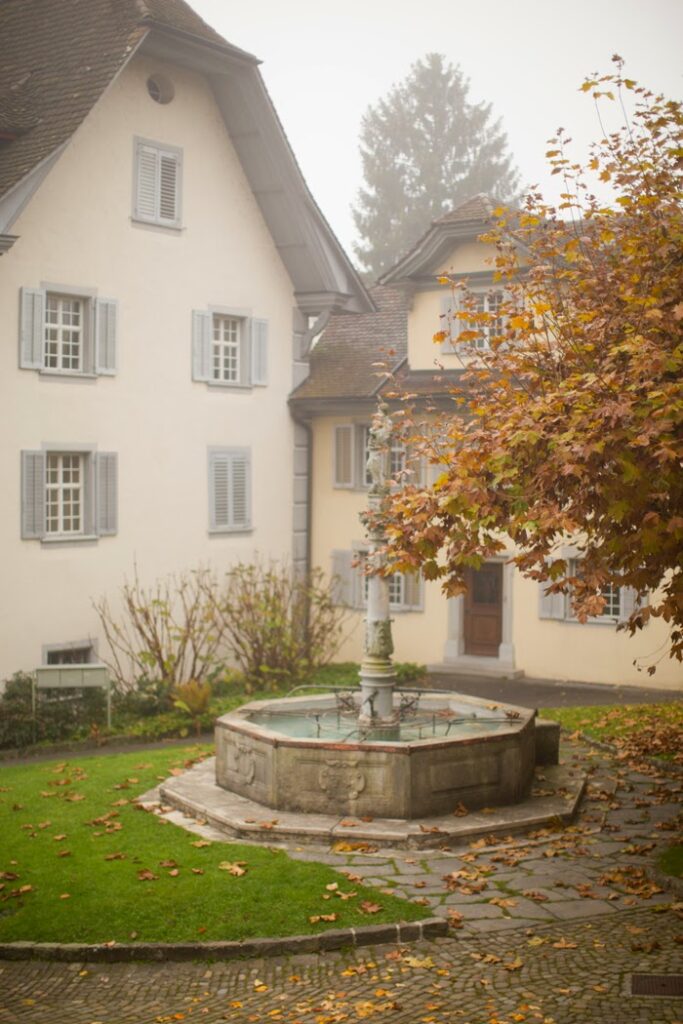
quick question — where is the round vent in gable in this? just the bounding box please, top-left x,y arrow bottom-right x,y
147,74 -> 174,105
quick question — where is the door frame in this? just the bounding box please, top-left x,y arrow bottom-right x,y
443,557 -> 517,673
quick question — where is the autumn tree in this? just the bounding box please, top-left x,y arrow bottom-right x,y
381,59 -> 683,667
352,53 -> 520,280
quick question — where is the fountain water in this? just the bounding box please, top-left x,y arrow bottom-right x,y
214,403 -> 542,819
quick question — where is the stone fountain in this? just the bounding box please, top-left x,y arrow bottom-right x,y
213,404 -> 540,820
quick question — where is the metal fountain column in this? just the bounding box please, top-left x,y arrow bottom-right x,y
358,400 -> 398,725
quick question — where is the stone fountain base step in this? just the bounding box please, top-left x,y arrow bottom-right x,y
157,758 -> 586,850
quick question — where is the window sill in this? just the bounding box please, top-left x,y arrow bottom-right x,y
206,381 -> 253,391
130,216 -> 183,234
40,534 -> 99,547
208,527 -> 253,536
39,370 -> 98,381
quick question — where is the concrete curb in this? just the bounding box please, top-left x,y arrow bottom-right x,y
0,917 -> 448,963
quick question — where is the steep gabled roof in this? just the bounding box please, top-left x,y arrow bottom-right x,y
379,193 -> 495,285
0,0 -> 371,311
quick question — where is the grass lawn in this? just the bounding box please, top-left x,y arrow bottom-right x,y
658,843 -> 683,879
539,701 -> 683,764
0,746 -> 423,944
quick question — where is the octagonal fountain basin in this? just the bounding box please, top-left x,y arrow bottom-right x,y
215,691 -> 537,820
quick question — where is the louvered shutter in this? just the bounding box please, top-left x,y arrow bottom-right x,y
439,289 -> 459,353
19,287 -> 45,369
209,449 -> 251,531
158,151 -> 179,225
251,318 -> 269,386
236,318 -> 251,387
192,310 -> 212,381
619,586 -> 639,623
231,452 -> 250,529
334,425 -> 354,487
538,578 -> 566,620
209,451 -> 230,530
135,143 -> 159,221
403,572 -> 424,611
330,550 -> 354,607
95,299 -> 118,374
96,453 -> 118,535
21,451 -> 45,539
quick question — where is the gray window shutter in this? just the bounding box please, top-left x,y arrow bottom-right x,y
439,289 -> 460,353
158,152 -> 179,224
240,318 -> 252,387
331,550 -> 354,607
96,453 -> 118,535
135,142 -> 159,221
209,449 -> 250,531
231,451 -> 251,529
334,425 -> 354,488
192,310 -> 212,381
209,450 -> 229,530
538,579 -> 566,620
619,586 -> 639,623
251,318 -> 268,386
21,451 -> 45,538
95,299 -> 118,375
19,287 -> 45,369
403,572 -> 424,611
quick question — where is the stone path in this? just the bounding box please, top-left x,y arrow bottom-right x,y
1,738 -> 681,1023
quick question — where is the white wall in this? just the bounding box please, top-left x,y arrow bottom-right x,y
0,55 -> 297,680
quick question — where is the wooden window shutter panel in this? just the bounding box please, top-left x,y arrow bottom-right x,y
403,571 -> 424,611
95,299 -> 118,375
135,143 -> 159,221
333,425 -> 354,488
240,318 -> 252,387
96,453 -> 118,535
231,452 -> 251,529
538,576 -> 566,620
439,289 -> 459,353
618,586 -> 639,623
192,311 -> 212,381
330,549 -> 353,607
209,451 -> 229,530
19,287 -> 45,369
158,152 -> 179,224
21,451 -> 46,539
251,318 -> 269,386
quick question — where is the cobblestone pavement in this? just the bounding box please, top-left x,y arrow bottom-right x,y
1,739 -> 681,1023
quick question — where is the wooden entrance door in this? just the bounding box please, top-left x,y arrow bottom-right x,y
464,563 -> 503,656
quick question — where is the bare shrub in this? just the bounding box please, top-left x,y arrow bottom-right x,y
206,562 -> 349,692
93,567 -> 225,692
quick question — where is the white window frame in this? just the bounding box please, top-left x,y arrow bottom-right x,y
21,446 -> 117,544
334,423 -> 409,491
132,137 -> 183,229
212,315 -> 241,384
471,289 -> 504,351
45,452 -> 86,538
44,294 -> 85,373
43,640 -> 96,666
356,546 -> 419,613
567,558 -> 622,623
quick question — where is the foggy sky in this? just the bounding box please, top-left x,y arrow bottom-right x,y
191,0 -> 683,261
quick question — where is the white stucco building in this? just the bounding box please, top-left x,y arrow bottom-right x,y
0,0 -> 370,680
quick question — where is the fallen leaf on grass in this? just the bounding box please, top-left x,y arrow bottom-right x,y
59,893 -> 70,900
309,913 -> 337,923
219,861 -> 247,876
137,869 -> 158,881
104,852 -> 126,861
190,840 -> 211,848
360,901 -> 382,914
53,834 -> 67,842
57,850 -> 71,858
191,868 -> 204,875
159,860 -> 177,868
